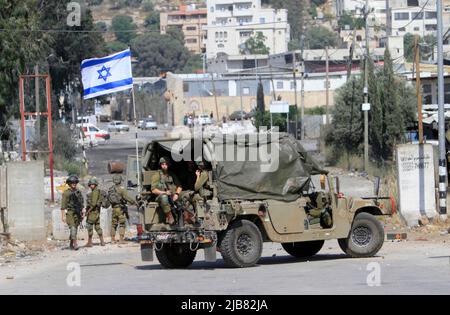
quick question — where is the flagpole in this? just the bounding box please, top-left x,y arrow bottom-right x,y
131,84 -> 141,192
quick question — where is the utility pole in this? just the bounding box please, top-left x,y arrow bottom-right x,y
414,35 -> 424,144
325,46 -> 330,125
293,51 -> 299,139
34,65 -> 40,141
346,29 -> 356,81
239,72 -> 244,124
363,0 -> 370,172
437,0 -> 447,218
300,34 -> 305,140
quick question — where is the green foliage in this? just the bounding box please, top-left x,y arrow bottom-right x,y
305,26 -> 337,49
111,15 -> 137,44
142,0 -> 154,11
255,111 -> 289,132
327,52 -> 417,163
131,32 -> 190,76
308,3 -> 318,19
94,21 -> 107,32
403,33 -> 437,62
106,40 -> 128,53
181,54 -> 203,73
241,32 -> 270,55
144,11 -> 160,30
166,26 -> 184,43
338,12 -> 364,30
305,106 -> 326,115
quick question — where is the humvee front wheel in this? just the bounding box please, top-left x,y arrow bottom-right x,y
282,240 -> 324,258
218,220 -> 263,268
155,244 -> 197,269
338,212 -> 384,258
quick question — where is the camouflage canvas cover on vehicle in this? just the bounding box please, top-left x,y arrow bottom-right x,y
141,133 -> 327,202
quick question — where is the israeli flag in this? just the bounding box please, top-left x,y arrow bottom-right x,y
81,49 -> 133,100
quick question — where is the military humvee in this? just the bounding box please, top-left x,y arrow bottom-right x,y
135,133 -> 387,268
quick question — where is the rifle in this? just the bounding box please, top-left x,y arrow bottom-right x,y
69,190 -> 83,217
121,204 -> 130,221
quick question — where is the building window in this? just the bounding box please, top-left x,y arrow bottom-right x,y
243,59 -> 256,69
186,38 -> 197,43
277,81 -> 284,89
356,35 -> 362,41
414,12 -> 424,19
290,81 -> 295,90
224,31 -> 227,38
243,87 -> 250,95
183,82 -> 189,92
425,24 -> 437,31
414,26 -> 420,31
399,27 -> 406,32
186,26 -> 196,31
394,12 -> 409,20
260,17 -> 266,24
425,11 -> 437,19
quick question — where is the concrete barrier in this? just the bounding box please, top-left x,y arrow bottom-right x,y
52,207 -> 112,240
7,161 -> 46,241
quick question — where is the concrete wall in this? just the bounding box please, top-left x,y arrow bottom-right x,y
7,161 -> 46,241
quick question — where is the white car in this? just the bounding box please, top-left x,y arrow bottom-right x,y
197,114 -> 212,125
142,118 -> 158,130
107,121 -> 130,132
78,123 -> 110,141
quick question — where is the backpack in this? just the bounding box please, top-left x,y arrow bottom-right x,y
100,189 -> 111,208
108,185 -> 122,205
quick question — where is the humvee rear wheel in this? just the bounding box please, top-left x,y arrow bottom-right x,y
281,240 -> 325,258
218,220 -> 263,268
155,244 -> 197,269
338,212 -> 384,258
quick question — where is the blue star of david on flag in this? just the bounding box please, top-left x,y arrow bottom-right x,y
97,65 -> 112,82
81,49 -> 133,99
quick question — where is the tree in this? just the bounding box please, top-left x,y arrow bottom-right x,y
106,41 -> 128,53
305,26 -> 337,49
181,54 -> 203,73
131,33 -> 190,76
241,32 -> 270,55
403,33 -> 415,62
111,15 -> 137,44
338,12 -> 364,30
144,11 -> 160,31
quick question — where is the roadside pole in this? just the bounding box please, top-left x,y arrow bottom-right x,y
363,0 -> 370,172
131,86 -> 141,192
437,0 -> 447,219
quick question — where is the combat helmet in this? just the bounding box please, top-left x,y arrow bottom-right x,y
66,175 -> 79,185
88,177 -> 99,186
159,157 -> 170,165
112,174 -> 122,184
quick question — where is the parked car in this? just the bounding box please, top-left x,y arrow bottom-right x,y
138,119 -> 145,129
197,114 -> 212,125
107,121 -> 130,132
229,110 -> 248,121
79,123 -> 110,141
142,118 -> 157,130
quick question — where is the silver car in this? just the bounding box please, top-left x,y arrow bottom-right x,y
142,118 -> 157,130
107,121 -> 130,132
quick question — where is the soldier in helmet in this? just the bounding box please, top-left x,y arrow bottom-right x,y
85,177 -> 105,247
194,161 -> 213,199
60,175 -> 84,250
108,174 -> 136,244
151,157 -> 182,225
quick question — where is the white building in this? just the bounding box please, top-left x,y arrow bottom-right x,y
204,0 -> 290,59
391,5 -> 448,37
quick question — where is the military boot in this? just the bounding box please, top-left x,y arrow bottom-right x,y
165,212 -> 175,225
69,240 -> 74,250
72,239 -> 79,251
84,236 -> 93,248
99,235 -> 106,246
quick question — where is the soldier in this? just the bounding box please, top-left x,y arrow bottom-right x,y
108,174 -> 136,244
60,175 -> 84,250
151,157 -> 182,225
194,161 -> 213,199
85,177 -> 105,247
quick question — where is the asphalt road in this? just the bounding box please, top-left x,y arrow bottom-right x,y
1,239 -> 450,294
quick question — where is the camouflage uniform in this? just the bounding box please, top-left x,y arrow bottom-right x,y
61,188 -> 84,241
86,187 -> 104,238
109,175 -> 136,242
151,170 -> 180,214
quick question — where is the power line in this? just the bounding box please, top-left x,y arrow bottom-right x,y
390,0 -> 431,30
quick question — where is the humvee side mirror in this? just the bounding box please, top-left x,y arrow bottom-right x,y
374,176 -> 380,197
335,176 -> 340,194
320,175 -> 326,190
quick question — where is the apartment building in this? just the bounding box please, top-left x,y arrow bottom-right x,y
160,4 -> 208,54
204,0 -> 290,59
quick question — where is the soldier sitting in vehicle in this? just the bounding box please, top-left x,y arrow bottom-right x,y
151,157 -> 183,225
305,191 -> 333,229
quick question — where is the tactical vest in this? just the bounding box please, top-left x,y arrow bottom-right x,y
68,190 -> 83,214
156,170 -> 176,193
198,171 -> 213,198
108,185 -> 122,206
